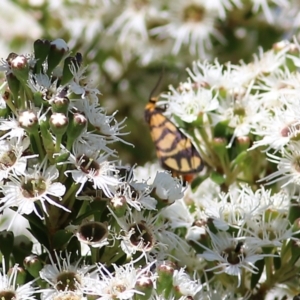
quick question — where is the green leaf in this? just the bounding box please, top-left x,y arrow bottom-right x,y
52,230 -> 74,250
210,171 -> 225,184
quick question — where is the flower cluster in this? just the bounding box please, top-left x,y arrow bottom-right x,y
41,0 -> 299,64
2,36 -> 300,299
0,39 -> 202,300
142,38 -> 300,298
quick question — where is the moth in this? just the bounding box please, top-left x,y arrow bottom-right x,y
144,89 -> 204,179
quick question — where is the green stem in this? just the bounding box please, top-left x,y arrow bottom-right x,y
31,131 -> 45,161
90,247 -> 99,264
264,256 -> 273,286
61,182 -> 79,206
55,134 -> 62,153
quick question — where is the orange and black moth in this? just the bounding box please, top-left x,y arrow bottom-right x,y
144,95 -> 204,177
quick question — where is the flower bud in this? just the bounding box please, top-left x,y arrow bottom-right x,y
34,39 -> 50,73
55,151 -> 70,163
235,136 -> 250,153
135,272 -> 154,300
8,266 -> 26,285
51,95 -> 70,114
156,261 -> 175,295
24,255 -> 43,278
18,110 -> 39,133
211,137 -> 228,162
109,194 -> 128,217
66,113 -> 87,149
0,230 -> 14,257
11,55 -> 29,84
6,52 -> 18,66
0,92 -> 8,117
47,39 -> 69,75
49,112 -> 69,136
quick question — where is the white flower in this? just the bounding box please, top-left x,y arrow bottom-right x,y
66,220 -> 110,248
250,0 -> 288,23
151,0 -> 225,57
219,86 -> 266,147
260,141 -> 300,190
0,163 -> 67,225
161,198 -> 194,229
0,260 -> 36,300
65,142 -> 119,197
0,137 -> 35,181
252,68 -> 297,109
246,45 -> 289,77
0,116 -> 26,143
199,231 -> 266,286
250,103 -> 300,152
27,72 -> 59,99
39,251 -> 96,300
187,59 -> 236,90
161,81 -> 219,123
173,268 -> 202,298
89,260 -> 154,300
111,207 -> 190,261
114,178 -> 157,211
245,212 -> 294,248
152,171 -> 185,204
74,130 -> 116,157
69,64 -> 101,105
110,209 -> 161,257
133,162 -> 164,184
107,0 -> 154,44
83,104 -> 130,145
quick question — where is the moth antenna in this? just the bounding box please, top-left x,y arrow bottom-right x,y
149,68 -> 165,101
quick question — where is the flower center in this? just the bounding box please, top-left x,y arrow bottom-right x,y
56,271 -> 81,292
0,290 -> 16,300
293,156 -> 300,173
78,222 -> 107,243
22,177 -> 46,198
130,222 -> 153,251
222,242 -> 245,265
78,154 -> 100,175
133,0 -> 149,10
183,5 -> 205,23
0,150 -> 16,169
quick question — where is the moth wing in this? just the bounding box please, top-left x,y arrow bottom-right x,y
150,113 -> 204,174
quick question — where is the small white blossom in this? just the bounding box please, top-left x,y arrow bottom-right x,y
0,163 -> 67,225
0,259 -> 37,300
65,142 -> 119,197
161,81 -> 219,123
152,171 -> 185,204
0,137 -> 35,180
89,259 -> 154,300
198,231 -> 266,286
151,0 -> 225,57
40,251 -> 96,300
260,141 -> 300,191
